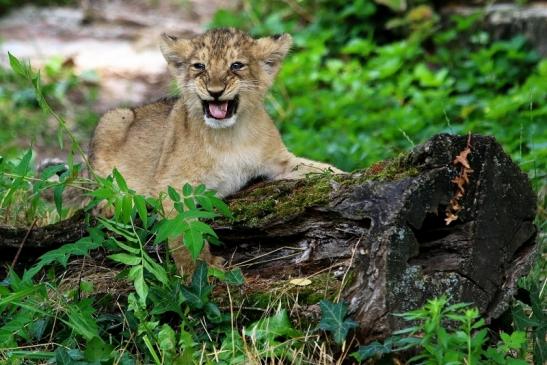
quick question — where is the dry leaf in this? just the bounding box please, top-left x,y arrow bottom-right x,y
453,147 -> 471,169
290,278 -> 312,286
445,134 -> 473,225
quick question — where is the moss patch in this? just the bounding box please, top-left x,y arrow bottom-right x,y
226,153 -> 418,228
350,153 -> 420,184
228,173 -> 334,227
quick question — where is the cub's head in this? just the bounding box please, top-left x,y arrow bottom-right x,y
160,28 -> 291,129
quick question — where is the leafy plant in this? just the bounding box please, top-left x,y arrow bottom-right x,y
318,299 -> 357,344
352,296 -> 528,364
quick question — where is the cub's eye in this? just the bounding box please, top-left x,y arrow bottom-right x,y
174,61 -> 184,68
192,63 -> 206,71
230,62 -> 245,71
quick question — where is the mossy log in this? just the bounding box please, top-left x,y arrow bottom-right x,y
0,134 -> 538,341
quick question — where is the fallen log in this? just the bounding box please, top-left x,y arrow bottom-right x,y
0,134 -> 538,341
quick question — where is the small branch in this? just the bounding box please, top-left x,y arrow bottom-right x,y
10,218 -> 38,268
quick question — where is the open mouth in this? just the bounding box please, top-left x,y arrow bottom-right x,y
202,96 -> 239,120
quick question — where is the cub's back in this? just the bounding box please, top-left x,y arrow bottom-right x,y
89,97 -> 177,193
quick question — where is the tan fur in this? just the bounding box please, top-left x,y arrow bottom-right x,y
90,28 -> 341,274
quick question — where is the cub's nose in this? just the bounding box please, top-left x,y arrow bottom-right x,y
207,88 -> 225,99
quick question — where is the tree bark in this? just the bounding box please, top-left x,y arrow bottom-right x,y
0,134 -> 538,341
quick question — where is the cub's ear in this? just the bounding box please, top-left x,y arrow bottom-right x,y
255,33 -> 292,76
160,33 -> 192,66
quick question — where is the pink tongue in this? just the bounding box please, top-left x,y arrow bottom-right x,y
209,102 -> 229,119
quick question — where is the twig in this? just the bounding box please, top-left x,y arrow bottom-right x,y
10,218 -> 37,268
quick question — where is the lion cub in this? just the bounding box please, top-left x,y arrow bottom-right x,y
90,28 -> 340,274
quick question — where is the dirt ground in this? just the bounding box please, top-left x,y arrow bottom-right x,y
0,0 -> 234,112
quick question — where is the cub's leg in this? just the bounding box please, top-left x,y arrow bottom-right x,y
274,155 -> 344,180
162,200 -> 225,277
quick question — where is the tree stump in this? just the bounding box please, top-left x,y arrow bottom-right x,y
0,134 -> 538,341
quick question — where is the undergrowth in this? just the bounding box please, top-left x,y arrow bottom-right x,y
0,0 -> 545,363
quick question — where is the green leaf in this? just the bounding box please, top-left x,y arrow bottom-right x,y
122,194 -> 133,223
155,215 -> 186,243
0,286 -> 38,307
128,265 -> 148,304
182,183 -> 193,197
374,0 -> 406,12
99,218 -> 139,242
108,253 -> 141,266
204,302 -> 222,323
183,197 -> 196,210
84,337 -> 114,362
183,223 -> 205,259
181,286 -> 203,309
318,300 -> 358,344
30,237 -> 101,275
112,169 -> 129,191
15,149 -> 32,176
168,186 -> 181,202
134,194 -> 148,228
158,324 -> 176,361
196,195 -> 212,211
224,268 -> 245,286
512,305 -> 540,329
53,184 -> 64,217
500,331 -> 527,350
245,309 -> 301,346
112,238 -> 140,254
178,210 -> 218,220
208,196 -> 232,218
142,254 -> 169,285
188,220 -> 217,238
352,340 -> 394,362
8,52 -> 30,78
55,348 -> 75,365
191,261 -> 212,300
65,300 -> 100,340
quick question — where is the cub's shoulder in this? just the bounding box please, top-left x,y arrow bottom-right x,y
132,96 -> 178,119
90,97 -> 179,159
95,97 -> 178,134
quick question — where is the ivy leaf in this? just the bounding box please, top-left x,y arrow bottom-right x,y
181,286 -> 203,309
158,324 -> 176,361
245,309 -> 301,347
318,300 -> 358,344
84,337 -> 114,362
55,347 -> 76,365
352,340 -> 394,362
224,268 -> 245,286
204,302 -> 223,323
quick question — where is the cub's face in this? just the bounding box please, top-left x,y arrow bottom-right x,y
160,28 -> 292,129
